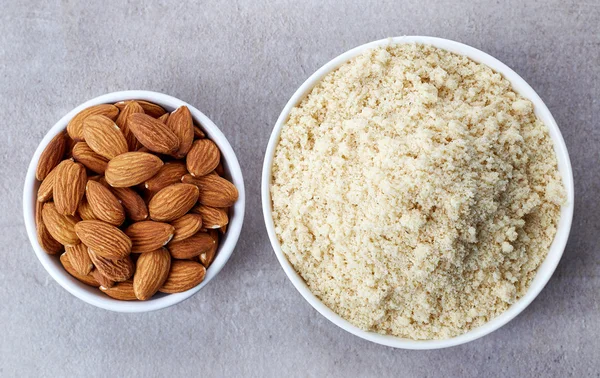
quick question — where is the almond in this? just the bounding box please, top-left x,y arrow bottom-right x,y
100,280 -> 137,300
75,220 -> 132,259
128,113 -> 179,155
200,229 -> 219,268
115,100 -> 166,118
60,253 -> 99,286
77,197 -> 96,220
88,249 -> 134,282
158,113 -> 169,123
133,248 -> 171,300
166,106 -> 194,158
144,161 -> 187,193
214,160 -> 225,176
186,139 -> 220,177
35,201 -> 62,255
159,260 -> 206,293
92,269 -> 115,289
170,214 -> 203,242
148,183 -> 199,222
193,125 -> 205,139
110,187 -> 148,221
168,232 -> 215,259
86,180 -> 126,226
82,115 -> 128,159
67,104 -> 119,141
64,136 -> 77,159
37,165 -> 58,202
72,142 -> 109,174
42,202 -> 80,246
105,152 -> 164,187
182,174 -> 238,207
53,159 -> 87,216
36,131 -> 67,181
124,221 -> 175,253
65,243 -> 93,275
115,101 -> 144,151
192,204 -> 228,229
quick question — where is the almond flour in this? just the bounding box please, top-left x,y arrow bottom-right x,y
271,43 -> 565,340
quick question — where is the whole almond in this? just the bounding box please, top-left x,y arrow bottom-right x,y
86,180 -> 126,226
72,142 -> 109,174
92,269 -> 115,289
166,106 -> 194,158
100,280 -> 137,300
77,198 -> 96,220
115,101 -> 144,151
193,125 -> 205,139
60,253 -> 99,286
192,205 -> 228,229
144,161 -> 187,193
65,243 -> 93,275
105,152 -> 164,188
36,131 -> 67,181
158,113 -> 169,123
114,100 -> 166,118
75,220 -> 132,259
159,260 -> 206,293
54,159 -> 87,216
37,165 -> 58,202
67,104 -> 119,141
125,221 -> 175,253
168,232 -> 215,259
110,187 -> 148,221
214,161 -> 225,176
83,115 -> 128,159
182,174 -> 238,208
170,214 -> 203,242
35,201 -> 62,254
134,248 -> 171,300
200,230 -> 219,268
148,183 -> 199,222
64,136 -> 77,159
128,113 -> 179,155
88,249 -> 134,282
42,202 -> 80,246
186,139 -> 220,177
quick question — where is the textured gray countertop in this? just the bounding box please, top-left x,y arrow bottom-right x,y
1,0 -> 599,376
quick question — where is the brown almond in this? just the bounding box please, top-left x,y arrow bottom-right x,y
77,198 -> 96,220
82,115 -> 128,160
200,229 -> 219,268
128,113 -> 179,155
53,159 -> 87,216
105,152 -> 164,187
182,174 -> 238,207
60,253 -> 99,286
37,165 -> 58,202
88,249 -> 134,282
214,161 -> 224,176
92,269 -> 115,288
144,162 -> 187,193
115,101 -> 144,151
65,243 -> 93,275
125,221 -> 175,253
193,125 -> 205,139
110,187 -> 148,221
72,142 -> 109,174
67,104 -> 119,141
192,205 -> 228,229
159,260 -> 206,293
133,248 -> 171,300
75,220 -> 132,259
166,106 -> 194,158
114,100 -> 166,118
170,214 -> 203,242
168,232 -> 215,260
100,280 -> 137,300
64,136 -> 77,159
42,202 -> 80,246
148,183 -> 199,222
186,139 -> 220,177
157,113 -> 169,123
35,201 -> 63,254
36,131 -> 67,181
85,180 -> 125,226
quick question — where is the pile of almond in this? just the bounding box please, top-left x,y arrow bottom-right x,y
35,100 -> 238,301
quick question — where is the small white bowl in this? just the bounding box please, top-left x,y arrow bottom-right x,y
262,36 -> 574,349
24,90 -> 245,312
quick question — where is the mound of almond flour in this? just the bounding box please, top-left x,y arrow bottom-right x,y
270,43 -> 565,340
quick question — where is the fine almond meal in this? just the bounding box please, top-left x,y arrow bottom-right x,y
271,44 -> 565,340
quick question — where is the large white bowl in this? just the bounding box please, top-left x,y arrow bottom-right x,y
24,90 -> 245,312
261,36 -> 574,349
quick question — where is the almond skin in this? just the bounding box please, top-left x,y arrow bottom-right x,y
124,221 -> 175,253
53,159 -> 87,216
88,249 -> 134,282
134,248 -> 171,300
148,183 -> 199,222
170,214 -> 203,242
168,232 -> 215,259
159,260 -> 206,293
75,220 -> 132,259
36,131 -> 67,181
42,202 -> 80,246
166,106 -> 194,158
182,174 -> 238,208
110,187 -> 148,221
144,162 -> 187,193
82,115 -> 129,160
193,125 -> 205,139
72,142 -> 109,174
60,253 -> 99,286
200,229 -> 219,268
115,101 -> 144,151
105,152 -> 164,188
114,100 -> 166,118
100,280 -> 137,300
214,161 -> 225,176
186,139 -> 220,177
128,113 -> 179,155
35,201 -> 63,255
77,198 -> 96,220
67,104 -> 119,141
92,269 -> 115,288
65,243 -> 93,275
158,113 -> 169,123
86,180 -> 126,226
192,204 -> 228,229
63,136 -> 77,159
37,165 -> 58,202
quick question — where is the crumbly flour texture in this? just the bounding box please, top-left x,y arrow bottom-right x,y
271,43 -> 565,340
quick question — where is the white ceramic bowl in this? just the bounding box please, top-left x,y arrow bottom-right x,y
24,90 -> 245,312
262,36 -> 574,349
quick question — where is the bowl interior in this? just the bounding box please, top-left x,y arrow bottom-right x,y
261,36 -> 574,349
24,90 -> 245,312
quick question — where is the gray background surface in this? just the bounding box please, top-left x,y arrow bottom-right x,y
1,0 -> 598,377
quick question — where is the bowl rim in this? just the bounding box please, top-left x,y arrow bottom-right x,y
261,36 -> 574,349
23,90 -> 246,313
